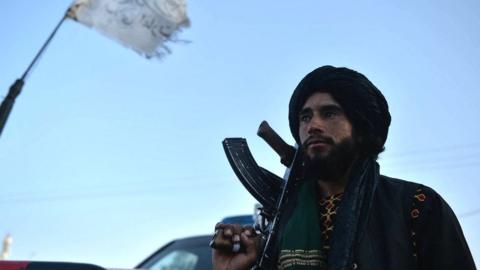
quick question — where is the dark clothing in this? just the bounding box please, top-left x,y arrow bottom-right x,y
275,175 -> 476,270
354,176 -> 475,270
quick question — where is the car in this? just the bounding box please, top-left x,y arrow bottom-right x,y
136,214 -> 255,270
136,235 -> 213,270
0,215 -> 256,270
220,214 -> 255,225
0,261 -> 108,270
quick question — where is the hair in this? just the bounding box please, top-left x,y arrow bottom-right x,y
288,66 -> 391,159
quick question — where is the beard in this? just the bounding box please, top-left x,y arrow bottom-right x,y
303,136 -> 357,183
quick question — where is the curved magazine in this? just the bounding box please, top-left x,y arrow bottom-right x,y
222,138 -> 284,213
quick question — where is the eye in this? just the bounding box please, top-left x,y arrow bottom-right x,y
322,108 -> 341,119
299,114 -> 311,123
323,111 -> 337,118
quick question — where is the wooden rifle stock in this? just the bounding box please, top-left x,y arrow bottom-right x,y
257,121 -> 296,167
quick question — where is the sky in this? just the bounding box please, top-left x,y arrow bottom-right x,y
0,0 -> 479,268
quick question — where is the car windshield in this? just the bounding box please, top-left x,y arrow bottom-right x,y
142,249 -> 199,270
137,237 -> 212,270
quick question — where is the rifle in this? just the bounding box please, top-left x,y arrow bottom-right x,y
211,121 -> 303,269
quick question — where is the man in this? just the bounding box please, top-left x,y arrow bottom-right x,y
212,66 -> 476,270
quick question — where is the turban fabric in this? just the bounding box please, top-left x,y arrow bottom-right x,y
288,66 -> 391,158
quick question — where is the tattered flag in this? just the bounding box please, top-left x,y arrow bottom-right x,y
67,0 -> 190,58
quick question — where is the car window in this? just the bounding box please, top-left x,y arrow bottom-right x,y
146,250 -> 198,270
139,245 -> 211,270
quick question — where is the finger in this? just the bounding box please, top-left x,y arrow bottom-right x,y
220,224 -> 241,241
240,232 -> 258,256
210,230 -> 234,251
232,234 -> 241,253
224,227 -> 233,237
233,224 -> 244,239
215,222 -> 227,230
215,224 -> 231,237
242,225 -> 255,231
230,224 -> 244,234
232,234 -> 240,244
228,224 -> 245,253
242,225 -> 256,237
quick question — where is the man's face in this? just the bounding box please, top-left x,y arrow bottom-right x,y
298,92 -> 353,161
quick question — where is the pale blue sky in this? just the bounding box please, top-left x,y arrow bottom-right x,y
1,0 -> 479,267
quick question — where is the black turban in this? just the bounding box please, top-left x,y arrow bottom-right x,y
288,66 -> 391,158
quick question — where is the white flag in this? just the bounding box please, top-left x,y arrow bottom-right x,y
68,0 -> 190,58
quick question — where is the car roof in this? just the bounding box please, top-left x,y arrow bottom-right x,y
221,214 -> 254,225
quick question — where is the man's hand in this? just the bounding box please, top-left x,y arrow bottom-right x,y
211,223 -> 259,270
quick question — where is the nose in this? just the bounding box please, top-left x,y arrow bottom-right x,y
306,115 -> 325,135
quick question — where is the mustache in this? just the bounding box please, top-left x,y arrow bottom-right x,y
302,135 -> 335,148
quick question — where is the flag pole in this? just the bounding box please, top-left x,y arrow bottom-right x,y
0,12 -> 68,138
21,14 -> 68,81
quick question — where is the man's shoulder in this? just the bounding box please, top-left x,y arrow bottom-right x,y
374,176 -> 441,222
379,175 -> 437,193
378,175 -> 421,192
378,175 -> 442,204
